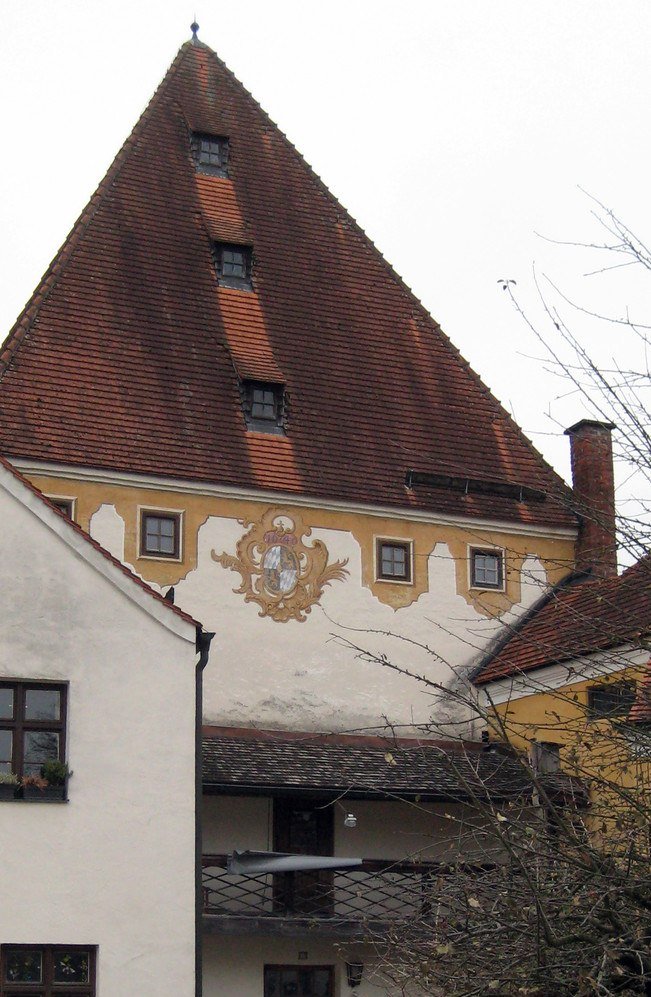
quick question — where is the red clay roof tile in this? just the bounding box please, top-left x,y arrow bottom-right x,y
628,659 -> 651,724
474,556 -> 651,684
0,40 -> 574,528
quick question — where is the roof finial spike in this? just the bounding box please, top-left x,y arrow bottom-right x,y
190,19 -> 200,42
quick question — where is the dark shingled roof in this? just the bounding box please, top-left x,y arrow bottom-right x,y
474,556 -> 651,685
0,38 -> 574,529
202,730 -> 531,801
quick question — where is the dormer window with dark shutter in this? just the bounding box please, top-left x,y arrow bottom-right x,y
191,133 -> 229,177
242,381 -> 286,434
213,243 -> 253,290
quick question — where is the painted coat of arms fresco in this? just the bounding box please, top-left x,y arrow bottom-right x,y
212,508 -> 349,623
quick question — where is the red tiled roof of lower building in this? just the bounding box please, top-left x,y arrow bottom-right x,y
629,659 -> 651,724
474,556 -> 651,684
0,40 -> 575,529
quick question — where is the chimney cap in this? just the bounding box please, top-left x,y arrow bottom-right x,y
564,419 -> 616,436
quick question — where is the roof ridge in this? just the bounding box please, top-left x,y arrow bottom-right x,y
0,454 -> 199,629
472,569 -> 592,684
0,43 -> 190,378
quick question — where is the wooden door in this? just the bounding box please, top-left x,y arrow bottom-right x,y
273,798 -> 334,916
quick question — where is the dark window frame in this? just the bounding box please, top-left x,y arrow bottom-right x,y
588,681 -> 637,720
0,682 -> 67,780
242,380 -> 286,435
191,132 -> 229,177
46,496 -> 75,519
470,547 -> 504,590
530,740 -> 561,774
264,964 -> 334,997
1,944 -> 96,995
375,539 -> 412,583
213,242 -> 253,290
139,510 -> 182,560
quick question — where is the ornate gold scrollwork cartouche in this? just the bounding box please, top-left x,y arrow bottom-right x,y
212,508 -> 349,623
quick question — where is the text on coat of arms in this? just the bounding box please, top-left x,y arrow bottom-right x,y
211,508 -> 349,623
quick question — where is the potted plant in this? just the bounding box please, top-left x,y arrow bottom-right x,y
0,772 -> 19,801
22,761 -> 71,802
21,773 -> 50,800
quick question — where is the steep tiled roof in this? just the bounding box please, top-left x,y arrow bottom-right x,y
0,39 -> 574,528
474,556 -> 651,684
202,727 -> 531,800
0,455 -> 200,630
629,659 -> 651,724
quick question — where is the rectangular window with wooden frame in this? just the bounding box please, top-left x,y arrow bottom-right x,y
213,242 -> 253,290
587,681 -> 637,720
375,539 -> 412,583
1,944 -> 96,995
139,510 -> 182,560
469,547 -> 504,590
242,380 -> 286,434
264,965 -> 334,997
0,682 -> 66,784
191,133 -> 229,177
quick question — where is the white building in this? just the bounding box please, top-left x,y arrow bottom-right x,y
0,456 -> 208,995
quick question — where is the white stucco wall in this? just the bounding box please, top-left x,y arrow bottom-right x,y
204,795 -> 491,864
203,934 -> 416,997
175,517 -> 548,733
0,477 -> 198,995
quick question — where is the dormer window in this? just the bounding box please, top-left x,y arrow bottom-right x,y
191,133 -> 229,177
242,381 -> 285,434
213,243 -> 253,290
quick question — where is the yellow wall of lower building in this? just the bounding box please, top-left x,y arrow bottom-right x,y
489,669 -> 651,834
28,471 -> 576,616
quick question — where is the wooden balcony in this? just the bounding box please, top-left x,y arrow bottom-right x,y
202,853 -> 448,938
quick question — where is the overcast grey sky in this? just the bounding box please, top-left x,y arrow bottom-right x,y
1,1 -> 650,502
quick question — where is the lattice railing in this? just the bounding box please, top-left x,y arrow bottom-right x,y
202,854 -> 444,923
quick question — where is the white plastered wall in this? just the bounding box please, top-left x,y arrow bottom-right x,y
203,934 -> 421,997
203,794 -> 488,863
0,479 -> 198,996
176,517 -> 547,733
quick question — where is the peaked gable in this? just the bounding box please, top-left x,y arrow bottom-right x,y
0,455 -> 199,638
0,40 -> 574,529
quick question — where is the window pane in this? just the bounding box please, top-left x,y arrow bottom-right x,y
381,544 -> 408,578
589,683 -> 636,718
5,949 -> 42,983
159,533 -> 175,553
144,516 -> 177,555
265,970 -> 280,997
0,730 -> 12,769
53,949 -> 90,983
25,688 -> 61,721
24,730 -> 59,772
0,688 -> 13,719
281,970 -> 299,996
313,970 -> 332,996
474,552 -> 501,586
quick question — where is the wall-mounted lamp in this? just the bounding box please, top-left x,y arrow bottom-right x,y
346,962 -> 364,988
343,812 -> 357,828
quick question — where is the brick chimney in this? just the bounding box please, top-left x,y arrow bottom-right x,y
564,420 -> 617,578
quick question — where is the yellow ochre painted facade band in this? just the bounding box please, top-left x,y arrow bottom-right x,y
27,470 -> 576,615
